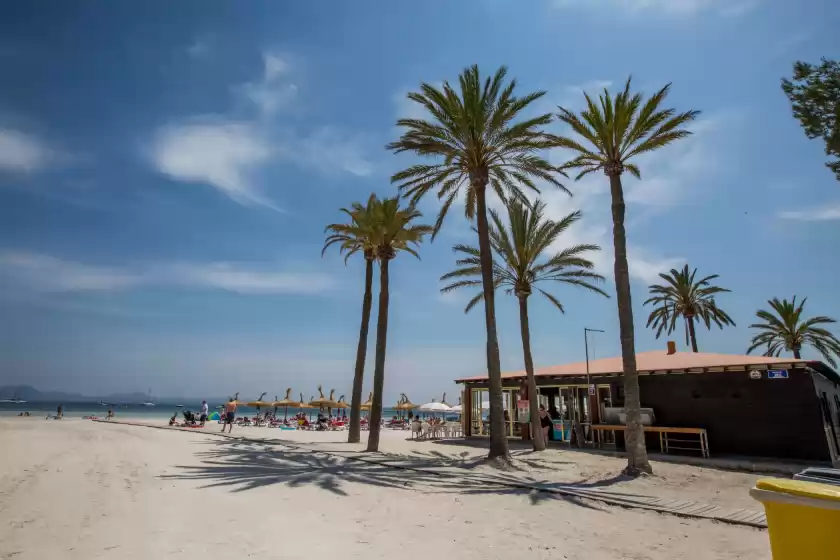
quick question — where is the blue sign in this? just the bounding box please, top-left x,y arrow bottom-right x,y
768,369 -> 789,379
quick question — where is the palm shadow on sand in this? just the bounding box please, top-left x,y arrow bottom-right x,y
159,438 -> 627,509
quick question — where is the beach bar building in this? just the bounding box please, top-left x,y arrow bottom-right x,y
455,343 -> 840,466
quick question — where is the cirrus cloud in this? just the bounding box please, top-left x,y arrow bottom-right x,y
0,251 -> 335,296
0,128 -> 55,172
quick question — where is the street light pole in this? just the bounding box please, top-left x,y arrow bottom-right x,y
584,327 -> 605,393
579,328 -> 605,446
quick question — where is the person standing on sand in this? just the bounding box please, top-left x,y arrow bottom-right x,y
222,398 -> 237,433
539,405 -> 551,443
199,400 -> 209,426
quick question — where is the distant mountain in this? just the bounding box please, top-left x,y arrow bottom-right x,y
0,385 -> 160,403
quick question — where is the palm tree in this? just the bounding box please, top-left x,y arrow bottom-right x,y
441,200 -> 607,451
388,65 -> 567,461
553,78 -> 699,476
323,195 -> 378,444
747,296 -> 840,367
644,265 -> 735,353
365,196 -> 432,452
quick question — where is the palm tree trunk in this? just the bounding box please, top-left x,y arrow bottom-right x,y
366,258 -> 390,452
687,316 -> 699,353
793,346 -> 802,359
348,257 -> 374,444
475,185 -> 510,462
517,295 -> 545,451
608,172 -> 652,476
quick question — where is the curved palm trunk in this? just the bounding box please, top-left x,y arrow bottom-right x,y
608,173 -> 652,476
686,316 -> 699,353
366,258 -> 391,453
793,346 -> 802,359
475,185 -> 510,461
348,258 -> 374,444
517,295 -> 545,451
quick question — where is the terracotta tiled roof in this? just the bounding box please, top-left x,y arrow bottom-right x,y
454,350 -> 833,383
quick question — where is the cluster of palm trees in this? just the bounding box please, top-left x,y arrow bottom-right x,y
322,64 -> 840,473
323,195 -> 432,451
642,266 -> 840,369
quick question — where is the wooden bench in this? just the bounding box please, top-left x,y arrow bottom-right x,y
591,424 -> 710,458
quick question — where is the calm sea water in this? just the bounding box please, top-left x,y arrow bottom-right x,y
0,401 -> 454,420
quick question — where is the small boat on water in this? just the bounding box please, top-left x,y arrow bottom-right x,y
142,387 -> 155,407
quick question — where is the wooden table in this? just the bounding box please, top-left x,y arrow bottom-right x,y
590,424 -> 710,458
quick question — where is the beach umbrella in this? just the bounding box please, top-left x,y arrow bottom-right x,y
272,388 -> 300,420
441,392 -> 452,408
395,393 -> 418,410
394,393 -> 419,420
309,385 -> 338,410
335,395 -> 350,418
296,393 -> 315,421
247,392 -> 272,417
419,399 -> 452,419
360,392 -> 374,411
450,397 -> 463,414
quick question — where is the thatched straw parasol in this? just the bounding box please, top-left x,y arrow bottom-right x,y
308,385 -> 338,409
335,395 -> 350,409
360,392 -> 374,411
395,393 -> 418,411
246,392 -> 272,413
272,388 -> 300,420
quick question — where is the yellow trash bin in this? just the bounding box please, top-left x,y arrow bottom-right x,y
750,478 -> 840,560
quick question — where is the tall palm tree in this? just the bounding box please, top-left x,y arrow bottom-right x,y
441,200 -> 607,451
644,264 -> 735,353
747,296 -> 840,367
322,195 -> 378,444
365,197 -> 432,452
388,65 -> 567,461
553,78 -> 699,476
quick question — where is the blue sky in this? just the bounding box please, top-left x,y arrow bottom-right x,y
1,0 -> 838,402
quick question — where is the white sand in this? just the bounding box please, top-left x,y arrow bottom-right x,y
0,418 -> 770,559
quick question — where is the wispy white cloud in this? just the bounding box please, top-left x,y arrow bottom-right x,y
151,50 -> 375,206
0,251 -> 335,295
262,53 -> 289,82
624,116 -> 721,209
550,0 -> 760,17
0,128 -> 54,172
235,52 -> 298,117
186,38 -> 211,59
627,250 -> 685,285
291,126 -> 375,177
0,252 -> 141,292
778,204 -> 840,222
392,89 -> 433,121
164,262 -> 335,295
151,119 -> 279,210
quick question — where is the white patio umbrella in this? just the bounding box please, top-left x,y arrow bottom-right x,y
418,400 -> 452,416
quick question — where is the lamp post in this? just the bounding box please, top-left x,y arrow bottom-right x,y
584,328 -> 605,393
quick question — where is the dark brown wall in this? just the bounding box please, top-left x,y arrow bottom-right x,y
632,370 -> 829,461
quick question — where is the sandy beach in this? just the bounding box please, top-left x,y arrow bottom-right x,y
0,417 -> 771,559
